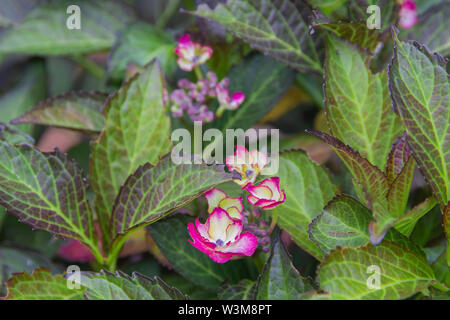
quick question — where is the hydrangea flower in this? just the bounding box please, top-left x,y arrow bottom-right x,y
225,146 -> 268,188
187,208 -> 258,263
174,34 -> 213,72
216,78 -> 245,111
205,188 -> 244,220
399,0 -> 417,29
245,177 -> 286,210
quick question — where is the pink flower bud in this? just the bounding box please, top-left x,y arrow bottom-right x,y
399,0 -> 417,29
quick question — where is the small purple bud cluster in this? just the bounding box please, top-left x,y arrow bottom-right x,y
242,210 -> 271,252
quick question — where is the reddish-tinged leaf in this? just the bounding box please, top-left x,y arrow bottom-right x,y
0,142 -> 100,258
11,91 -> 107,134
388,30 -> 449,209
306,130 -> 388,209
385,132 -> 412,184
324,35 -> 403,170
387,156 -> 415,219
110,156 -> 235,248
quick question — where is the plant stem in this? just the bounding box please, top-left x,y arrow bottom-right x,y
268,212 -> 278,235
194,66 -> 204,80
216,105 -> 226,118
71,55 -> 106,79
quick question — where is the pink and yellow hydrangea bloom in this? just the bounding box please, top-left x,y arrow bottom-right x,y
174,34 -> 213,72
225,146 -> 268,188
187,208 -> 258,263
245,177 -> 286,210
205,188 -> 244,220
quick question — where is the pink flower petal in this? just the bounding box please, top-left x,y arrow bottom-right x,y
205,188 -> 226,213
220,232 -> 258,256
207,208 -> 233,241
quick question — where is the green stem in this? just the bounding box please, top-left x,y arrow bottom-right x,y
216,105 -> 226,118
71,55 -> 105,79
268,212 -> 278,235
194,66 -> 204,80
156,0 -> 181,29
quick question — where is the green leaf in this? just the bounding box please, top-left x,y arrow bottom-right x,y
218,279 -> 256,300
432,250 -> 450,288
11,91 -> 107,134
0,142 -> 100,260
107,22 -> 176,82
69,270 -> 187,300
308,195 -> 425,257
394,197 -> 437,237
208,55 -> 295,131
0,123 -> 34,145
147,215 -> 256,292
318,241 -> 435,299
111,156 -> 235,243
0,62 -> 46,135
308,0 -> 347,16
388,31 -> 449,208
3,268 -> 85,300
0,0 -> 134,55
90,60 -> 171,246
405,2 -> 450,57
255,236 -> 314,300
324,35 -> 403,170
189,0 -> 322,73
271,150 -> 339,260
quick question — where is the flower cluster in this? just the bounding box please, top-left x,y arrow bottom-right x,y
398,0 -> 417,29
168,34 -> 245,123
188,147 -> 286,263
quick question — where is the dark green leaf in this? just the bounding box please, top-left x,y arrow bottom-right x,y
405,2 -> 450,57
255,237 -> 314,300
218,279 -> 256,300
108,22 -> 176,82
209,55 -> 295,131
0,123 -> 34,145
